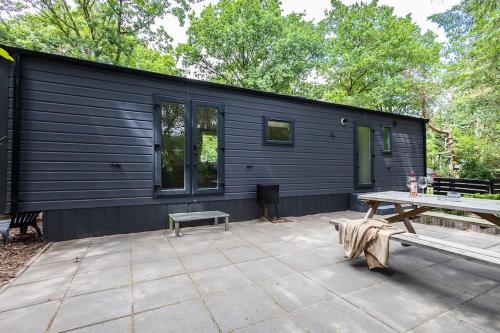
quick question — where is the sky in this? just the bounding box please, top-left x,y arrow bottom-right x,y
166,0 -> 460,45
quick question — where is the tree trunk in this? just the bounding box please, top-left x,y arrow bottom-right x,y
420,93 -> 456,177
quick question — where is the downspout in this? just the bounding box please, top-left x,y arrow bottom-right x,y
423,121 -> 427,176
11,53 -> 21,214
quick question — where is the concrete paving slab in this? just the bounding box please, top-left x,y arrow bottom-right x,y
0,300 -> 59,333
415,263 -> 499,295
443,258 -> 500,282
210,235 -> 250,250
0,276 -> 71,312
254,240 -> 302,256
1,210 -> 499,333
133,274 -> 198,313
33,247 -> 87,266
67,266 -> 130,297
190,264 -> 253,295
49,287 -> 131,332
171,240 -> 217,256
131,247 -> 177,264
85,238 -> 130,257
290,297 -> 394,333
134,298 -> 219,333
13,260 -> 79,286
276,246 -> 345,273
304,260 -> 393,295
235,315 -> 305,333
344,275 -> 473,332
387,251 -> 438,275
487,244 -> 500,252
262,273 -> 333,312
203,285 -> 284,333
409,313 -> 483,333
66,316 -> 131,333
236,257 -> 296,284
78,251 -> 130,273
222,245 -> 269,263
180,252 -> 231,272
448,292 -> 500,333
442,233 -> 500,249
132,257 -> 185,283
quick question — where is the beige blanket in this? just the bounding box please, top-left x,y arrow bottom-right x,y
339,218 -> 404,269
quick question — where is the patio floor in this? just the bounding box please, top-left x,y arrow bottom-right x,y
0,211 -> 499,333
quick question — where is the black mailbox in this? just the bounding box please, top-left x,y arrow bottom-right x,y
257,184 -> 279,204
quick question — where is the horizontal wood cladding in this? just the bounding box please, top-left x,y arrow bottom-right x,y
44,193 -> 350,241
11,55 -> 424,212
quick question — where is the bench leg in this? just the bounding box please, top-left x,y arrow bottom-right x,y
0,227 -> 9,245
20,225 -> 28,234
214,217 -> 218,226
31,222 -> 42,238
175,222 -> 180,237
364,201 -> 380,219
169,217 -> 174,230
224,216 -> 229,231
395,203 -> 416,234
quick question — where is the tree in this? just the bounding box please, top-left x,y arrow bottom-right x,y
430,0 -> 499,178
178,0 -> 321,95
317,0 -> 442,116
0,0 -> 195,73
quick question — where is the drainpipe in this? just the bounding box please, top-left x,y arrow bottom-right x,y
11,53 -> 21,214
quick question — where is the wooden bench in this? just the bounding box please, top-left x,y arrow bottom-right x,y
417,211 -> 499,231
0,212 -> 42,245
330,218 -> 500,268
168,211 -> 230,237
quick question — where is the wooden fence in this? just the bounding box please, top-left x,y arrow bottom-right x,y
433,177 -> 500,195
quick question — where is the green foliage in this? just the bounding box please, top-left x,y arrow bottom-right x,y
1,0 -> 497,180
317,0 -> 441,116
429,0 -> 499,179
200,134 -> 217,163
0,0 -> 194,74
178,0 -> 321,94
464,193 -> 500,200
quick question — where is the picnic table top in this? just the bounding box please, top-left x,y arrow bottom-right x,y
358,191 -> 500,215
169,211 -> 229,222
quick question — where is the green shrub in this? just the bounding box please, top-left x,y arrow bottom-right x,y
464,193 -> 500,200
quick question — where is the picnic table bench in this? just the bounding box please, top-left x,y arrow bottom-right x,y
0,211 -> 42,245
330,218 -> 500,268
168,211 -> 230,237
358,191 -> 500,234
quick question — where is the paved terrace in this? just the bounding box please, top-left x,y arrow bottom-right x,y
0,211 -> 499,333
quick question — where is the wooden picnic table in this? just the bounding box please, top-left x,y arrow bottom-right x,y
358,191 -> 500,234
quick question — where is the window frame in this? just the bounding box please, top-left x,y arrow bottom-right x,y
153,95 -> 225,198
354,122 -> 375,189
381,125 -> 392,155
262,116 -> 295,146
192,100 -> 225,195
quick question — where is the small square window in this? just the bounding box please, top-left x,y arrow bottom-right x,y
263,117 -> 294,145
382,126 -> 392,153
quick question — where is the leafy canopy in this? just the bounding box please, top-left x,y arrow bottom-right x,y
316,0 -> 441,116
0,0 -> 196,73
429,0 -> 499,178
178,0 -> 321,95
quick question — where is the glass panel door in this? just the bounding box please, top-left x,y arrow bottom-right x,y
160,100 -> 190,193
193,102 -> 223,193
356,125 -> 373,186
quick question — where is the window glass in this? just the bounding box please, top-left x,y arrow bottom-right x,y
161,102 -> 186,190
357,126 -> 372,185
265,119 -> 293,144
196,106 -> 219,189
382,127 -> 391,152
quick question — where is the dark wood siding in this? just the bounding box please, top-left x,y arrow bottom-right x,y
5,54 -> 424,213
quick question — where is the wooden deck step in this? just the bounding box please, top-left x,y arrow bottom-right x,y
330,218 -> 500,268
